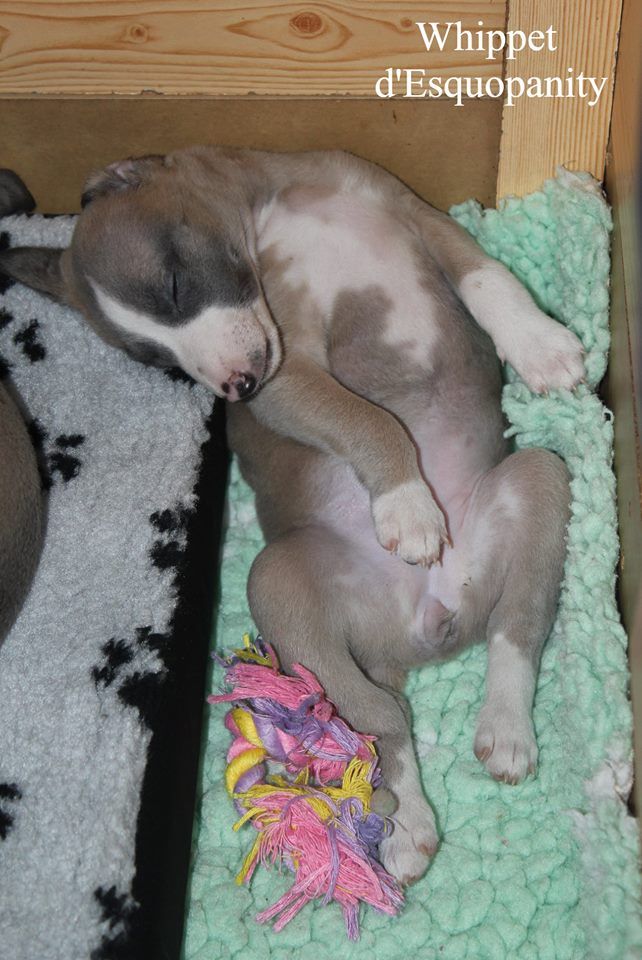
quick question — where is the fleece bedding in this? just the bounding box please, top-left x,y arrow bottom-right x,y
185,170 -> 642,960
0,215 -> 227,960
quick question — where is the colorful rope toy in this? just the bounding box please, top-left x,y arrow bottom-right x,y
208,634 -> 404,940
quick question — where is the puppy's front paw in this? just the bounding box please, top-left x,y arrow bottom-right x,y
474,705 -> 538,784
504,317 -> 585,393
372,479 -> 448,566
378,797 -> 439,886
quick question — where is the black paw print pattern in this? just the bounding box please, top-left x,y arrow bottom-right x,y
0,783 -> 22,841
90,885 -> 139,960
13,318 -> 46,363
91,627 -> 171,728
92,639 -> 135,689
27,421 -> 86,490
0,306 -> 14,378
149,505 -> 192,572
48,433 -> 85,484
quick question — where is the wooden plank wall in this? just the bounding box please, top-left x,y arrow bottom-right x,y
0,1 -> 625,198
0,96 -> 502,213
0,1 -> 505,96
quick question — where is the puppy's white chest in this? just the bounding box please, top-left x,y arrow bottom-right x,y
259,191 -> 439,363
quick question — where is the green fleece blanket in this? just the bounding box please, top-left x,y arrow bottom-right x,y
184,170 -> 642,960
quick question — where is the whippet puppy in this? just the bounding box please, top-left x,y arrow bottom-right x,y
0,147 -> 582,884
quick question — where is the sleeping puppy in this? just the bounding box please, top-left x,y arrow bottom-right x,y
0,147 -> 583,884
0,170 -> 43,646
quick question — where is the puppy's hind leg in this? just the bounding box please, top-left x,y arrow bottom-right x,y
248,526 -> 438,885
470,448 -> 571,783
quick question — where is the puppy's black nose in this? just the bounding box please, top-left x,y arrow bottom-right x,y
233,372 -> 257,399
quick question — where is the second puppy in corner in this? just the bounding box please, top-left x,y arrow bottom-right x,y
0,170 -> 43,647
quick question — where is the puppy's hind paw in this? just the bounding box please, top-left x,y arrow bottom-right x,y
378,800 -> 439,886
474,707 -> 538,784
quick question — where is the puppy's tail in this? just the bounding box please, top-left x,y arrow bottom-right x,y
0,170 -> 44,644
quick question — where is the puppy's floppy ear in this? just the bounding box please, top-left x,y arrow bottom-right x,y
0,170 -> 35,217
0,246 -> 69,303
81,154 -> 166,208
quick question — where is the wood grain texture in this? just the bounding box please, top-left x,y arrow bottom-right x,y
0,1 -> 505,96
0,96 -> 501,212
497,0 -> 622,198
603,0 -> 642,817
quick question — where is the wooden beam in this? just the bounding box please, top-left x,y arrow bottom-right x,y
603,0 -> 642,817
497,0 -> 622,198
0,1 -> 505,97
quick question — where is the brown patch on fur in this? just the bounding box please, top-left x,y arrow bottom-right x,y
328,284 -> 430,405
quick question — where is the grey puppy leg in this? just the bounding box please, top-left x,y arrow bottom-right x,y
248,525 -> 438,885
469,449 -> 571,783
0,170 -> 43,644
0,383 -> 43,644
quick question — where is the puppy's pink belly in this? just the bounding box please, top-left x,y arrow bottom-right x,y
312,463 -> 468,646
311,464 -> 371,535
312,451 -> 473,542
